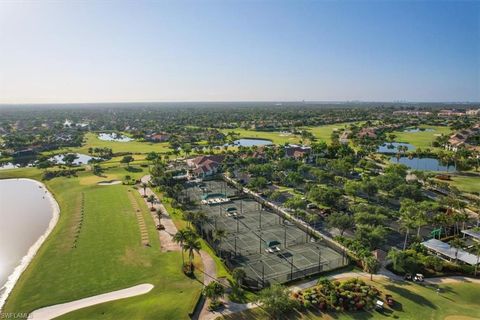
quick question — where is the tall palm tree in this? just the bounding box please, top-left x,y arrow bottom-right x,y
156,208 -> 162,225
472,242 -> 480,276
192,211 -> 207,227
147,194 -> 156,209
184,234 -> 202,269
400,200 -> 419,250
141,182 -> 148,197
173,229 -> 192,266
213,229 -> 227,252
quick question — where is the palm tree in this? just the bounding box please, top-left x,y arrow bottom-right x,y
387,248 -> 403,273
192,211 -> 207,227
141,182 -> 148,197
203,281 -> 225,309
232,268 -> 246,287
183,211 -> 195,227
213,229 -> 227,252
173,229 -> 192,266
450,238 -> 464,263
399,200 -> 418,250
156,208 -> 162,225
183,233 -> 202,269
472,242 -> 480,276
147,194 -> 156,209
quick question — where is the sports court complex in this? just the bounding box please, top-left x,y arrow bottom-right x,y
185,180 -> 348,289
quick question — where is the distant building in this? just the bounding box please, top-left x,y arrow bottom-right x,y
446,124 -> 480,152
187,154 -> 225,178
392,110 -> 432,116
339,130 -> 351,144
147,133 -> 170,142
284,144 -> 312,162
358,128 -> 377,139
438,109 -> 466,117
466,109 -> 480,116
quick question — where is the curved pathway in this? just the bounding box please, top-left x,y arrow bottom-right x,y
198,251 -> 218,320
29,284 -> 154,320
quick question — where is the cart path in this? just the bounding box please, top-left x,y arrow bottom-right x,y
198,250 -> 218,320
140,175 -> 229,320
138,175 -> 181,252
29,284 -> 154,320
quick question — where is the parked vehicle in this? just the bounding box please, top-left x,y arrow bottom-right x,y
385,294 -> 394,306
414,274 -> 424,282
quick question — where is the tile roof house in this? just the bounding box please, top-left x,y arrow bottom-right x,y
358,128 -> 377,139
284,144 -> 313,162
148,133 -> 171,142
187,155 -> 225,178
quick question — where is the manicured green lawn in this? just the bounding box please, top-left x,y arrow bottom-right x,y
306,123 -> 356,143
220,122 -> 359,145
0,166 -> 202,319
222,278 -> 480,320
62,132 -> 173,155
441,174 -> 480,194
390,125 -> 451,150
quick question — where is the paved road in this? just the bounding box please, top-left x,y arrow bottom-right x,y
29,284 -> 154,320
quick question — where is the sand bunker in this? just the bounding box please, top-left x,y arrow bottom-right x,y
97,180 -> 122,186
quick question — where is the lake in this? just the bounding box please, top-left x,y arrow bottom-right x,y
377,142 -> 415,153
0,159 -> 36,170
50,153 -> 94,165
0,179 -> 58,308
403,128 -> 435,133
390,157 -> 457,172
98,133 -> 134,142
228,138 -> 273,147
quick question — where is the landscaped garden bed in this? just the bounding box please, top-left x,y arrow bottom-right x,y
293,278 -> 381,312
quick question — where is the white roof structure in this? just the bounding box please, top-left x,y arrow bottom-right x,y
422,239 -> 479,266
461,229 -> 480,241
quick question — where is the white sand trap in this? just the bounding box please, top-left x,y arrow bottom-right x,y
29,283 -> 154,320
97,180 -> 122,185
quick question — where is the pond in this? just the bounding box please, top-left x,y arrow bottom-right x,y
0,163 -> 20,170
377,142 -> 415,154
403,127 -> 435,133
98,133 -> 134,142
0,179 -> 58,308
49,153 -> 94,165
390,157 -> 457,172
228,138 -> 273,147
0,158 -> 36,170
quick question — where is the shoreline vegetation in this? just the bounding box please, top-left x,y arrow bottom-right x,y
0,178 -> 60,310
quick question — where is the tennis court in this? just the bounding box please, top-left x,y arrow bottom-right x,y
186,179 -> 347,289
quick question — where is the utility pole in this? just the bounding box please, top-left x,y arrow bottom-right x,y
290,256 -> 294,280
318,250 -> 322,272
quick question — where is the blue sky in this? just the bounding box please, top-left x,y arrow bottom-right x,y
0,0 -> 478,103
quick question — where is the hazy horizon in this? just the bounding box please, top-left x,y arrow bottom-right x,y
1,1 -> 479,104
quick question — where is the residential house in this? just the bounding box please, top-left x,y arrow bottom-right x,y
187,154 -> 225,178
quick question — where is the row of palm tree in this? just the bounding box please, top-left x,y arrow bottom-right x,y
173,228 -> 201,272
